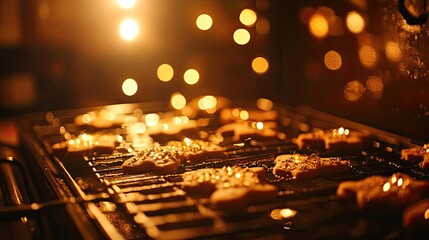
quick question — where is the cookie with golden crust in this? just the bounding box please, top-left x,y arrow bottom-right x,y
166,138 -> 225,163
121,148 -> 181,174
337,173 -> 429,211
51,133 -> 118,156
181,166 -> 277,210
296,127 -> 369,152
273,154 -> 349,179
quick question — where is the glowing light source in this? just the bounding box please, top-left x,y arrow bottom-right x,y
324,50 -> 342,70
196,14 -> 213,30
309,14 -> 329,38
256,98 -> 273,111
239,9 -> 257,26
233,29 -> 251,45
157,64 -> 174,82
344,80 -> 365,102
171,92 -> 186,110
239,110 -> 249,120
359,45 -> 378,68
117,0 -> 136,9
366,75 -> 384,99
145,113 -> 159,127
346,11 -> 365,34
256,17 -> 270,35
183,69 -> 200,85
119,18 -> 139,41
252,57 -> 269,74
385,41 -> 402,62
122,78 -> 138,96
198,95 -> 217,110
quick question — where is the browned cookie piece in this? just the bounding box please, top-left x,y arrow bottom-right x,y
181,166 -> 277,210
402,199 -> 429,240
216,122 -> 278,142
166,138 -> 225,163
210,184 -> 278,211
121,148 -> 181,174
296,127 -> 369,152
401,144 -> 429,163
337,173 -> 429,211
51,133 -> 118,157
273,154 -> 349,179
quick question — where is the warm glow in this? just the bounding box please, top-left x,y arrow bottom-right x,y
198,95 -> 217,110
240,9 -> 257,26
145,113 -> 159,127
157,64 -> 174,82
383,182 -> 391,192
324,50 -> 342,70
309,14 -> 329,38
239,110 -> 249,120
359,45 -> 378,68
366,75 -> 384,99
346,11 -> 365,34
252,57 -> 269,74
117,0 -> 136,9
256,122 -> 264,130
280,208 -> 298,219
385,41 -> 402,62
233,29 -> 251,45
122,78 -> 138,96
119,18 -> 139,41
183,69 -> 199,85
170,92 -> 186,110
256,17 -> 270,35
344,80 -> 365,102
256,98 -> 273,111
328,16 -> 344,36
196,14 -> 213,30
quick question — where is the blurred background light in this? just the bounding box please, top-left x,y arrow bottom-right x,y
252,56 -> 269,74
346,11 -> 365,34
157,64 -> 174,82
119,18 -> 139,41
117,0 -> 137,9
239,9 -> 257,26
196,14 -> 213,30
183,69 -> 199,85
170,92 -> 186,110
233,28 -> 251,45
308,13 -> 329,38
122,78 -> 138,96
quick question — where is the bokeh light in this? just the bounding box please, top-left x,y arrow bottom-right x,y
256,98 -> 273,111
366,75 -> 384,99
119,18 -> 139,41
145,113 -> 159,127
122,78 -> 138,96
308,14 -> 329,38
252,57 -> 269,74
324,50 -> 342,70
385,41 -> 402,62
233,29 -> 251,45
359,45 -> 378,68
157,64 -> 174,82
344,80 -> 365,101
170,92 -> 187,110
117,0 -> 136,9
183,69 -> 200,85
239,9 -> 257,26
196,14 -> 213,30
346,11 -> 365,34
198,95 -> 217,110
